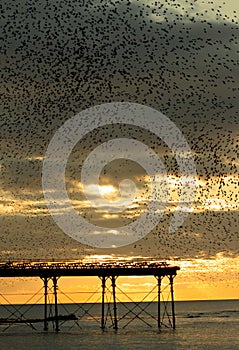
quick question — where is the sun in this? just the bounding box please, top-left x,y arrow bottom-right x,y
99,185 -> 117,197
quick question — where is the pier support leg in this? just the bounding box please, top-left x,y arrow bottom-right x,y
111,276 -> 118,330
156,276 -> 161,329
101,276 -> 106,330
43,277 -> 48,331
169,275 -> 176,329
53,276 -> 59,332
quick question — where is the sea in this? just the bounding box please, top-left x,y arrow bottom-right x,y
0,300 -> 239,350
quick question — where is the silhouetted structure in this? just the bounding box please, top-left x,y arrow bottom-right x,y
0,260 -> 179,332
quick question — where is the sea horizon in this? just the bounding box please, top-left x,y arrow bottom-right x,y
0,300 -> 239,349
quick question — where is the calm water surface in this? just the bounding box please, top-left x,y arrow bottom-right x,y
0,300 -> 239,350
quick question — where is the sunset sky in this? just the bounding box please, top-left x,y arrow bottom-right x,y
0,0 -> 239,302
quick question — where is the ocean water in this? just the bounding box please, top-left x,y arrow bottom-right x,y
0,300 -> 239,350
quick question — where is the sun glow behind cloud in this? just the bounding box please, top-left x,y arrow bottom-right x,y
1,174 -> 237,215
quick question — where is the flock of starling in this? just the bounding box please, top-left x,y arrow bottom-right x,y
0,0 -> 238,283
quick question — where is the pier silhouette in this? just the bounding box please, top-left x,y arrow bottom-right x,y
0,260 -> 179,332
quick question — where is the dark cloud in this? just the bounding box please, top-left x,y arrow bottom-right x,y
0,209 -> 238,260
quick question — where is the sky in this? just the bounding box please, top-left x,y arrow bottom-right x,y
0,0 -> 239,301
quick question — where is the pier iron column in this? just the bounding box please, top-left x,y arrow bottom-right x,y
101,275 -> 106,330
169,274 -> 176,329
111,275 -> 118,330
43,276 -> 49,331
52,276 -> 59,332
156,276 -> 161,329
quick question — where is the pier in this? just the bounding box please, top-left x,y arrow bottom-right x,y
0,260 -> 179,332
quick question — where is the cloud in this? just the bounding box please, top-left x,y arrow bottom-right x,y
0,0 -> 238,259
0,206 -> 238,260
